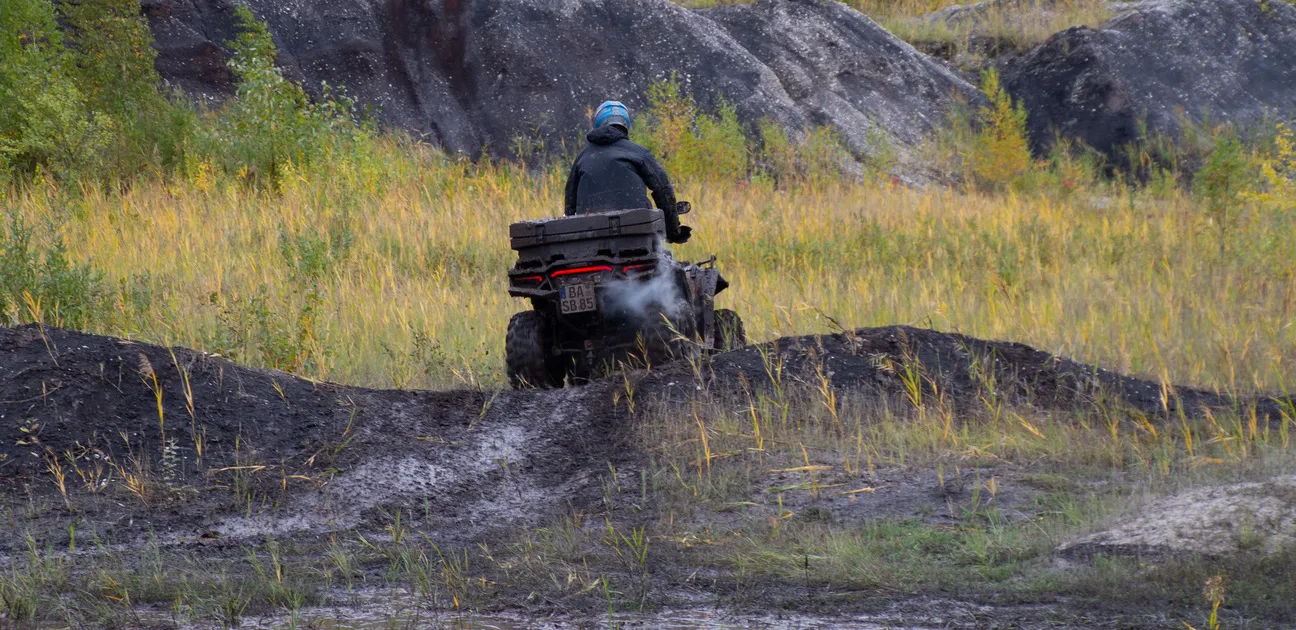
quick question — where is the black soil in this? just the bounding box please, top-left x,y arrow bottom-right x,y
0,324 -> 1287,554
645,325 -> 1289,422
0,324 -> 633,550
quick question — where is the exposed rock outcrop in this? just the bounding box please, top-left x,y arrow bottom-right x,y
1000,0 -> 1296,157
142,0 -> 979,162
1059,476 -> 1296,558
700,0 -> 980,159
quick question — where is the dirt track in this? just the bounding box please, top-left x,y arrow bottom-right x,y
0,325 -> 635,550
1,323 -> 1287,553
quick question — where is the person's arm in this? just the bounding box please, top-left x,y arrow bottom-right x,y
563,158 -> 581,216
634,148 -> 687,242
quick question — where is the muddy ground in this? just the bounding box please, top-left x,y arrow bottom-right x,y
1,324 -> 1292,628
0,324 -> 638,550
645,325 -> 1291,421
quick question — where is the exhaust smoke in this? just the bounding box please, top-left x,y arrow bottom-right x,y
602,244 -> 683,321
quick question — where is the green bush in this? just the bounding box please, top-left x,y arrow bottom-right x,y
631,76 -> 852,186
189,5 -> 370,184
756,120 -> 853,187
279,220 -> 356,282
0,0 -> 192,183
211,290 -> 327,375
2,0 -> 370,187
633,76 -> 749,181
756,120 -> 797,185
1034,137 -> 1102,199
58,0 -> 192,178
0,218 -> 105,328
0,0 -> 112,182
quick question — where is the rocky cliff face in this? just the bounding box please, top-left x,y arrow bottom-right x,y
700,0 -> 980,158
145,0 -> 1296,165
1000,0 -> 1296,157
143,0 -> 979,161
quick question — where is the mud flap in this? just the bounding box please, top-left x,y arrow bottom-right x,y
690,268 -> 720,350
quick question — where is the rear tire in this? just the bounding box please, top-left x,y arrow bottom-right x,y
506,311 -> 561,389
714,308 -> 746,351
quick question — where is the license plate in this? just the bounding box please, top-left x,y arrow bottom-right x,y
559,282 -> 597,314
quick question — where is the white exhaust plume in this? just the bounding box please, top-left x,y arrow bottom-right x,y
602,241 -> 683,320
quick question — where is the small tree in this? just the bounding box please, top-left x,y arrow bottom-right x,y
970,69 -> 1033,190
1193,130 -> 1250,254
195,5 -> 367,183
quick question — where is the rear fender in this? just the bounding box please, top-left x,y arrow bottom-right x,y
683,266 -> 720,349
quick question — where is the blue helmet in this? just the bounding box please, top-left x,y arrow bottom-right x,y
593,100 -> 631,130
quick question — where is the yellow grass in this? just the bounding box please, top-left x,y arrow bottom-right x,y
3,139 -> 1293,394
674,0 -> 1111,53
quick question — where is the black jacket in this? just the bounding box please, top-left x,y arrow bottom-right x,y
564,125 -> 681,237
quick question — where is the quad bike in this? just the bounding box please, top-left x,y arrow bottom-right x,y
504,202 -> 745,388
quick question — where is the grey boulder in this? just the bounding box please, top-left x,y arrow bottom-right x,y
1000,0 -> 1296,157
700,0 -> 981,162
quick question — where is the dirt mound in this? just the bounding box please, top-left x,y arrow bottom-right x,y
0,324 -> 631,547
1058,475 -> 1296,558
645,326 -> 1288,422
1,324 -> 1286,551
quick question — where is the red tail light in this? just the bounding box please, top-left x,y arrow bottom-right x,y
551,265 -> 613,278
623,263 -> 655,273
513,275 -> 543,285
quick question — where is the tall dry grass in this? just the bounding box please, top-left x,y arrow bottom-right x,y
674,0 -> 1112,56
2,135 -> 1293,394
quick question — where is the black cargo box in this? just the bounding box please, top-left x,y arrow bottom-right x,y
509,208 -> 664,250
509,208 -> 665,270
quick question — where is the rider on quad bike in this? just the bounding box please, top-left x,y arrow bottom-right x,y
564,101 -> 692,246
503,100 -> 743,389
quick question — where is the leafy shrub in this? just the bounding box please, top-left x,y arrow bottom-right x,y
1254,122 -> 1295,209
202,216 -> 358,375
190,5 -> 370,184
926,96 -> 978,184
756,120 -> 854,187
58,0 -> 192,178
0,0 -> 188,183
633,76 -> 749,181
0,218 -> 105,328
209,285 -> 328,376
0,0 -> 111,182
1035,138 -> 1102,199
801,126 -> 856,185
278,220 -> 356,282
756,120 -> 797,185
